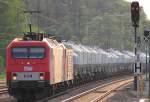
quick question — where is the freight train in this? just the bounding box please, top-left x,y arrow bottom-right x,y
6,33 -> 141,101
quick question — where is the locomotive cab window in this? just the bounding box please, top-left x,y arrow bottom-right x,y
12,48 -> 28,58
12,47 -> 45,59
29,48 -> 45,58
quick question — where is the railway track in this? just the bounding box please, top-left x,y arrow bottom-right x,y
61,77 -> 133,102
0,76 -> 133,102
37,75 -> 132,102
0,81 -> 8,96
0,88 -> 8,95
0,82 -> 16,102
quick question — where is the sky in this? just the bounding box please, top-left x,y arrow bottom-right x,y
125,0 -> 150,20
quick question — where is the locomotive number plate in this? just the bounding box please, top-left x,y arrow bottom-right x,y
24,74 -> 32,78
16,72 -> 39,80
24,66 -> 33,71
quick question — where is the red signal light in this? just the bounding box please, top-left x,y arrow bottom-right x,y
131,1 -> 140,26
131,7 -> 134,10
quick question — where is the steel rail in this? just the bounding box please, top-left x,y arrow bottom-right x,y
0,81 -> 8,96
0,81 -> 6,84
0,88 -> 8,95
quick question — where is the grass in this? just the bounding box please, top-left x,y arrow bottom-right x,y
0,72 -> 5,80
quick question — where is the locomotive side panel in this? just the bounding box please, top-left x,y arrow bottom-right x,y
45,38 -> 66,84
50,48 -> 54,84
52,47 -> 64,84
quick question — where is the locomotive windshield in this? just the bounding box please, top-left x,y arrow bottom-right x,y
12,47 -> 45,58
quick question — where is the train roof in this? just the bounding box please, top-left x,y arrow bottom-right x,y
62,42 -> 72,49
123,51 -> 135,57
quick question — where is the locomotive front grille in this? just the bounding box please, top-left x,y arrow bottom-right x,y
8,81 -> 50,88
18,81 -> 39,88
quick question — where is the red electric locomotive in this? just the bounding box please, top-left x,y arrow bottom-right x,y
6,33 -> 73,101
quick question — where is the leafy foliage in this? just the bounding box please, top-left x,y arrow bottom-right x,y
25,0 -> 150,50
0,0 -> 27,71
0,0 -> 150,71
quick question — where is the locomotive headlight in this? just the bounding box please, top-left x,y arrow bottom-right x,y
39,73 -> 44,80
12,73 -> 17,80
